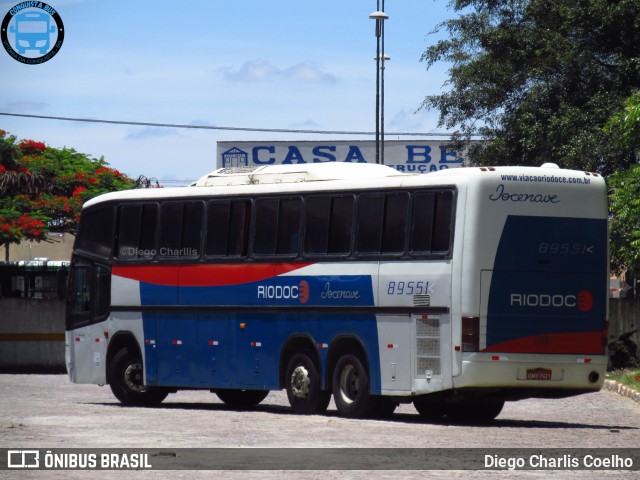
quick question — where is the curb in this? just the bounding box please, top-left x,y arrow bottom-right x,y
603,379 -> 640,405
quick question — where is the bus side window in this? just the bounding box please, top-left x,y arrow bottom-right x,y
181,201 -> 204,258
69,264 -> 91,319
382,192 -> 409,254
411,192 -> 435,254
276,197 -> 301,256
229,201 -> 250,256
253,199 -> 279,255
139,204 -> 158,256
159,203 -> 183,258
205,200 -> 250,257
116,204 -> 157,260
356,194 -> 385,255
304,196 -> 330,255
67,262 -> 111,329
94,265 -> 111,319
410,190 -> 454,256
117,206 -> 142,259
205,201 -> 231,256
432,191 -> 454,253
328,195 -> 354,255
303,195 -> 354,257
76,207 -> 114,258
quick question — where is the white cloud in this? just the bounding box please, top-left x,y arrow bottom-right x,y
1,101 -> 48,113
224,60 -> 338,85
125,127 -> 181,140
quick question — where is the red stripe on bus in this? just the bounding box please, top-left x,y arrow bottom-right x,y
482,331 -> 603,355
112,263 -> 311,287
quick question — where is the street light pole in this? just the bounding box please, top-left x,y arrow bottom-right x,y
381,0 -> 386,166
369,6 -> 388,165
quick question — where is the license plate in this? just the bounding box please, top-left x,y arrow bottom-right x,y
526,368 -> 552,380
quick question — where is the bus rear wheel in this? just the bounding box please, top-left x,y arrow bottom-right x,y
372,396 -> 398,418
413,395 -> 446,419
285,352 -> 331,415
215,389 -> 269,409
107,347 -> 168,406
444,399 -> 505,423
332,353 -> 377,418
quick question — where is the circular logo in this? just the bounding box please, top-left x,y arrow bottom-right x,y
577,290 -> 594,312
298,280 -> 309,304
1,2 -> 64,64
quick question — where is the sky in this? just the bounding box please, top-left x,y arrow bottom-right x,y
0,0 -> 457,185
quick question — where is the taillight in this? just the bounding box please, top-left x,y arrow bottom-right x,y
462,316 -> 480,352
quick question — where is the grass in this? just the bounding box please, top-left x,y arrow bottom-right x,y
608,368 -> 640,391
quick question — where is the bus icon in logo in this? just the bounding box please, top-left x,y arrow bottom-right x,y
1,3 -> 65,64
10,12 -> 55,54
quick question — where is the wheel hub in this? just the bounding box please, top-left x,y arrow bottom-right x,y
124,361 -> 147,393
290,365 -> 311,398
339,364 -> 359,405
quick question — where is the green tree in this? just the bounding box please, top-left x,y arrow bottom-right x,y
422,0 -> 640,174
605,92 -> 640,278
608,164 -> 640,279
0,129 -> 155,260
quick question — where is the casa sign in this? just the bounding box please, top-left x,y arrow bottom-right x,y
217,140 -> 466,173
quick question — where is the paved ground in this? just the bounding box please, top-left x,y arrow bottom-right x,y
1,374 -> 639,479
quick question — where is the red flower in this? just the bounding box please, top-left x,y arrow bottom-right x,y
18,140 -> 46,154
0,164 -> 6,174
72,186 -> 87,197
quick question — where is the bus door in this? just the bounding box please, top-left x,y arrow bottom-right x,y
66,259 -> 110,384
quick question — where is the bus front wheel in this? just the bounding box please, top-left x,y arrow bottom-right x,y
332,353 -> 377,418
107,347 -> 168,406
285,352 -> 331,414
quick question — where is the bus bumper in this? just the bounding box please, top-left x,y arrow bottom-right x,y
452,353 -> 607,397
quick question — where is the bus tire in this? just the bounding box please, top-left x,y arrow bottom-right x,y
413,396 -> 446,419
107,347 -> 168,406
445,399 -> 505,423
285,352 -> 331,415
332,353 -> 377,418
372,396 -> 398,418
215,389 -> 269,409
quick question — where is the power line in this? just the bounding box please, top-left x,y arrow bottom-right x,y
0,112 -> 455,137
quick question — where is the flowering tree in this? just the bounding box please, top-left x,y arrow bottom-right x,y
0,129 -> 156,260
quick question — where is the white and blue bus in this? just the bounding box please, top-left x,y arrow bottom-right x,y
65,162 -> 608,421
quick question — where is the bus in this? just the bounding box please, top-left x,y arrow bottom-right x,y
65,162 -> 608,421
10,11 -> 56,55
